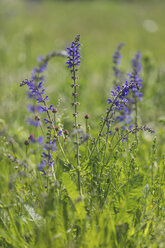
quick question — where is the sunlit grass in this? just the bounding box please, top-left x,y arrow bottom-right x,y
0,1 -> 165,247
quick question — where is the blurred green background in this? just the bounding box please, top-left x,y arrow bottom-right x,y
0,0 -> 165,138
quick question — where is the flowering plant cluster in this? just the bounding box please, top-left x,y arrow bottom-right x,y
18,35 -> 154,191
2,32 -> 163,248
20,51 -> 67,176
107,47 -> 143,135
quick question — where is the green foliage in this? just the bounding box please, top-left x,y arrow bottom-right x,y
0,1 -> 165,247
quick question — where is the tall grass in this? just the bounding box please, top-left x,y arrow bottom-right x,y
0,1 -> 165,247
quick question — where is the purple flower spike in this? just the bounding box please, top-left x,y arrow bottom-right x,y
132,52 -> 142,73
66,35 -> 81,69
112,43 -> 125,78
22,49 -> 65,177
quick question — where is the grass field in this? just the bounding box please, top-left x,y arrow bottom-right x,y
0,0 -> 165,247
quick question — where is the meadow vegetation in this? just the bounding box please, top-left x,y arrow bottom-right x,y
0,1 -> 165,247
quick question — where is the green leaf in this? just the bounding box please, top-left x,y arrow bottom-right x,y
62,173 -> 86,220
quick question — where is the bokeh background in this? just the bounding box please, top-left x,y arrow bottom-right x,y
0,0 -> 165,140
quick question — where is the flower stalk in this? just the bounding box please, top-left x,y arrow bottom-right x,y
66,35 -> 81,192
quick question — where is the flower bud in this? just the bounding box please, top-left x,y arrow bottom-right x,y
9,137 -> 14,144
52,107 -> 58,113
28,134 -> 35,143
24,140 -> 29,146
85,114 -> 89,119
115,126 -> 120,131
35,115 -> 40,121
55,126 -> 60,131
64,130 -> 69,136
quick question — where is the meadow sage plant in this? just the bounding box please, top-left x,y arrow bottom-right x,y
111,46 -> 143,133
19,36 -> 154,190
20,50 -> 67,180
66,34 -> 81,192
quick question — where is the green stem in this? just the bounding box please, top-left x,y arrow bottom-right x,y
134,96 -> 138,143
103,125 -> 110,164
72,65 -> 80,193
43,100 -> 69,164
